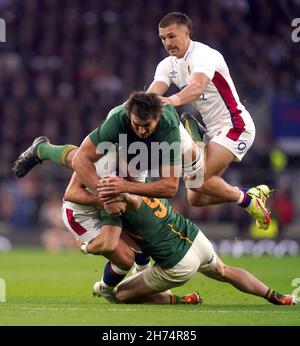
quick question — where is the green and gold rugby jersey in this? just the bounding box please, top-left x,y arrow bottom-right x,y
100,197 -> 199,269
89,104 -> 181,169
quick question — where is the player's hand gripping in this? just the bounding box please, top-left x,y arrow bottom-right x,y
158,96 -> 173,106
103,200 -> 126,216
97,175 -> 129,202
158,95 -> 180,107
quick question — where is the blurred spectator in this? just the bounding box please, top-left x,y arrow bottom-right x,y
40,192 -> 77,252
270,147 -> 288,174
0,174 -> 40,231
270,187 -> 294,232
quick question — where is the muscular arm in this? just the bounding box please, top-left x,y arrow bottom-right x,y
147,80 -> 169,95
129,164 -> 180,198
64,172 -> 103,207
125,175 -> 179,198
65,172 -> 126,215
99,166 -> 180,199
72,136 -> 102,194
164,72 -> 210,106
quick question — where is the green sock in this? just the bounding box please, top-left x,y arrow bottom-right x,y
37,143 -> 78,167
169,294 -> 197,305
264,289 -> 285,305
174,295 -> 187,304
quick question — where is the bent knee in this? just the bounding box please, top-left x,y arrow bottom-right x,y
216,262 -> 229,281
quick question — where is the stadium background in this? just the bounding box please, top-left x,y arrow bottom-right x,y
0,0 -> 299,256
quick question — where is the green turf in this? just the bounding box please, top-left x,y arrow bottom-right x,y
0,249 -> 299,326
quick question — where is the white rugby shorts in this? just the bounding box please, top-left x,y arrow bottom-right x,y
208,117 -> 255,162
62,201 -> 101,244
142,231 -> 217,292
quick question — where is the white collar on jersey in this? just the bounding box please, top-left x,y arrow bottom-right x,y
175,40 -> 196,63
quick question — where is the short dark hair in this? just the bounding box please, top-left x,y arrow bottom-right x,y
159,12 -> 192,35
125,91 -> 162,121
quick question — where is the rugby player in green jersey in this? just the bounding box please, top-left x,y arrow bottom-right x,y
62,170 -> 200,305
72,91 -> 184,198
92,182 -> 297,306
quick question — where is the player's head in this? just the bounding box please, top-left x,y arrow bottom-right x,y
158,12 -> 192,58
126,91 -> 162,139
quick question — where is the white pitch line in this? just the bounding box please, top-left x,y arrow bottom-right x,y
0,306 -> 295,314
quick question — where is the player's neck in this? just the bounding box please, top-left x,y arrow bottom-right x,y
175,39 -> 191,59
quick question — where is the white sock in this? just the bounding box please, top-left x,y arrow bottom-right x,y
110,263 -> 129,275
236,190 -> 245,204
80,244 -> 88,254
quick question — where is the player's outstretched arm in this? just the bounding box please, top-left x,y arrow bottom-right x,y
161,72 -> 210,107
146,80 -> 169,95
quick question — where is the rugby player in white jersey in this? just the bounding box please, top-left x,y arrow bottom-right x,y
147,12 -> 271,230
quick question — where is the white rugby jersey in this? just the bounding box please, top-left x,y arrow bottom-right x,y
154,40 -> 253,140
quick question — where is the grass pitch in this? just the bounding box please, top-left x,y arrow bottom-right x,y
0,248 -> 299,326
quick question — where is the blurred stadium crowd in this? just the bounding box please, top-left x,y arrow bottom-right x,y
0,0 -> 299,247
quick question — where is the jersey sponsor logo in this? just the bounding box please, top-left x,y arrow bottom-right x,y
93,221 -> 101,230
237,141 -> 246,152
169,70 -> 177,78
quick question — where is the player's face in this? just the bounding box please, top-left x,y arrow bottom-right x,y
159,24 -> 190,58
130,114 -> 160,139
